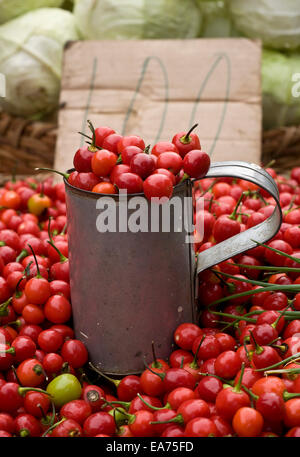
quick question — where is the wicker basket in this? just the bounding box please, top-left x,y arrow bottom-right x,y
0,111 -> 300,180
262,125 -> 300,173
0,112 -> 57,176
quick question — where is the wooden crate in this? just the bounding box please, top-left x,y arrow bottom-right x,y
54,39 -> 262,172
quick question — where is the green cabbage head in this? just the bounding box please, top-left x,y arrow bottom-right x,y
0,0 -> 64,25
228,0 -> 300,50
262,49 -> 300,129
74,0 -> 202,40
0,8 -> 79,118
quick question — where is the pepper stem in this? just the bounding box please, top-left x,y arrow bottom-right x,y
88,362 -> 120,388
272,304 -> 290,329
16,249 -> 28,263
150,415 -> 183,426
42,417 -> 66,437
199,372 -> 234,385
181,123 -> 198,143
190,335 -> 205,369
60,222 -> 67,236
18,387 -> 52,397
14,275 -> 25,298
283,391 -> 300,401
208,284 -> 300,309
229,191 -> 246,220
241,384 -> 258,401
46,240 -> 67,263
101,399 -> 130,410
143,360 -> 165,381
0,298 -> 12,316
87,120 -> 98,152
234,362 -> 245,392
265,368 -> 300,376
47,217 -> 54,243
251,240 -> 300,265
178,172 -> 189,185
249,331 -> 264,355
243,342 -> 252,363
209,310 -> 256,324
27,244 -> 41,278
255,352 -> 300,372
136,393 -> 166,411
35,168 -> 69,180
232,263 -> 300,273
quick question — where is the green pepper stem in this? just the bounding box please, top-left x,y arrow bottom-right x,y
251,240 -> 300,265
101,399 -> 130,410
241,384 -> 258,401
150,414 -> 184,426
88,362 -> 121,387
178,172 -> 189,184
198,372 -> 234,385
47,217 -> 54,243
23,261 -> 33,279
0,298 -> 12,316
86,120 -> 97,151
181,124 -> 198,143
265,368 -> 300,376
136,393 -> 168,411
283,392 -> 300,401
234,362 -> 245,392
35,168 -> 69,180
0,347 -> 15,355
27,244 -> 41,278
190,335 -> 205,369
249,331 -> 264,355
211,268 -> 272,288
208,284 -> 300,309
211,270 -> 232,289
228,191 -> 246,220
60,222 -> 67,236
143,360 -> 165,381
42,417 -> 66,437
18,387 -> 52,397
271,344 -> 288,354
46,240 -> 67,263
255,352 -> 300,372
232,263 -> 300,273
48,400 -> 56,428
243,342 -> 252,363
209,310 -> 256,323
272,304 -> 291,329
16,249 -> 28,263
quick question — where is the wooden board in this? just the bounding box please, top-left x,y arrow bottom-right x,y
55,39 -> 262,172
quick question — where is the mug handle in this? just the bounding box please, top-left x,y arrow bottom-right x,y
195,161 -> 282,275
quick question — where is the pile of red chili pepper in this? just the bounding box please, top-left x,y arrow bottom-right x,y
2,132 -> 300,437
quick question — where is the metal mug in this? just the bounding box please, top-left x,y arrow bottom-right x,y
64,161 -> 282,375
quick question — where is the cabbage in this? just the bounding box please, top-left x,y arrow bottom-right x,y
0,0 -> 64,24
74,0 -> 202,40
228,0 -> 300,50
262,49 -> 300,129
197,0 -> 239,38
0,8 -> 79,118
